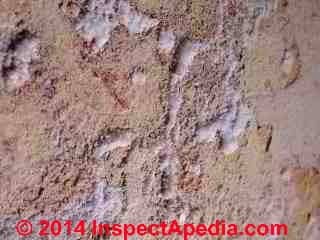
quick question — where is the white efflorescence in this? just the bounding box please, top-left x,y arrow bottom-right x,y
76,0 -> 159,51
94,132 -> 135,160
168,41 -> 207,141
131,71 -> 147,86
6,38 -> 40,92
61,182 -> 124,223
197,55 -> 253,155
76,0 -> 118,49
0,35 -> 40,92
118,0 -> 159,34
158,31 -> 176,57
91,182 -> 124,222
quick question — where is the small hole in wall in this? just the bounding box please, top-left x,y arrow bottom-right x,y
280,167 -> 287,175
282,0 -> 289,8
217,184 -> 223,192
307,212 -> 312,223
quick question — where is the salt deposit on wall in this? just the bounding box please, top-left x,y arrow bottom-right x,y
76,0 -> 159,50
0,34 -> 39,92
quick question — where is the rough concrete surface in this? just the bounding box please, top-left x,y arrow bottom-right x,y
0,0 -> 320,239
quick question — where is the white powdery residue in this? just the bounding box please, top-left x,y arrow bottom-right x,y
232,104 -> 253,139
159,157 -> 170,172
92,182 -> 108,221
179,209 -> 190,224
94,132 -> 135,160
159,31 -> 176,56
222,102 -> 252,155
248,0 -> 269,16
154,143 -> 179,198
197,58 -> 252,155
76,0 -> 118,49
92,182 -> 123,222
14,38 -> 40,63
118,1 -> 159,34
76,0 -> 158,50
175,42 -> 205,76
131,71 -> 146,86
6,65 -> 30,91
159,144 -> 176,175
197,61 -> 238,143
5,38 -> 40,92
167,42 -> 206,139
197,106 -> 238,148
191,164 -> 201,176
61,182 -> 123,225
